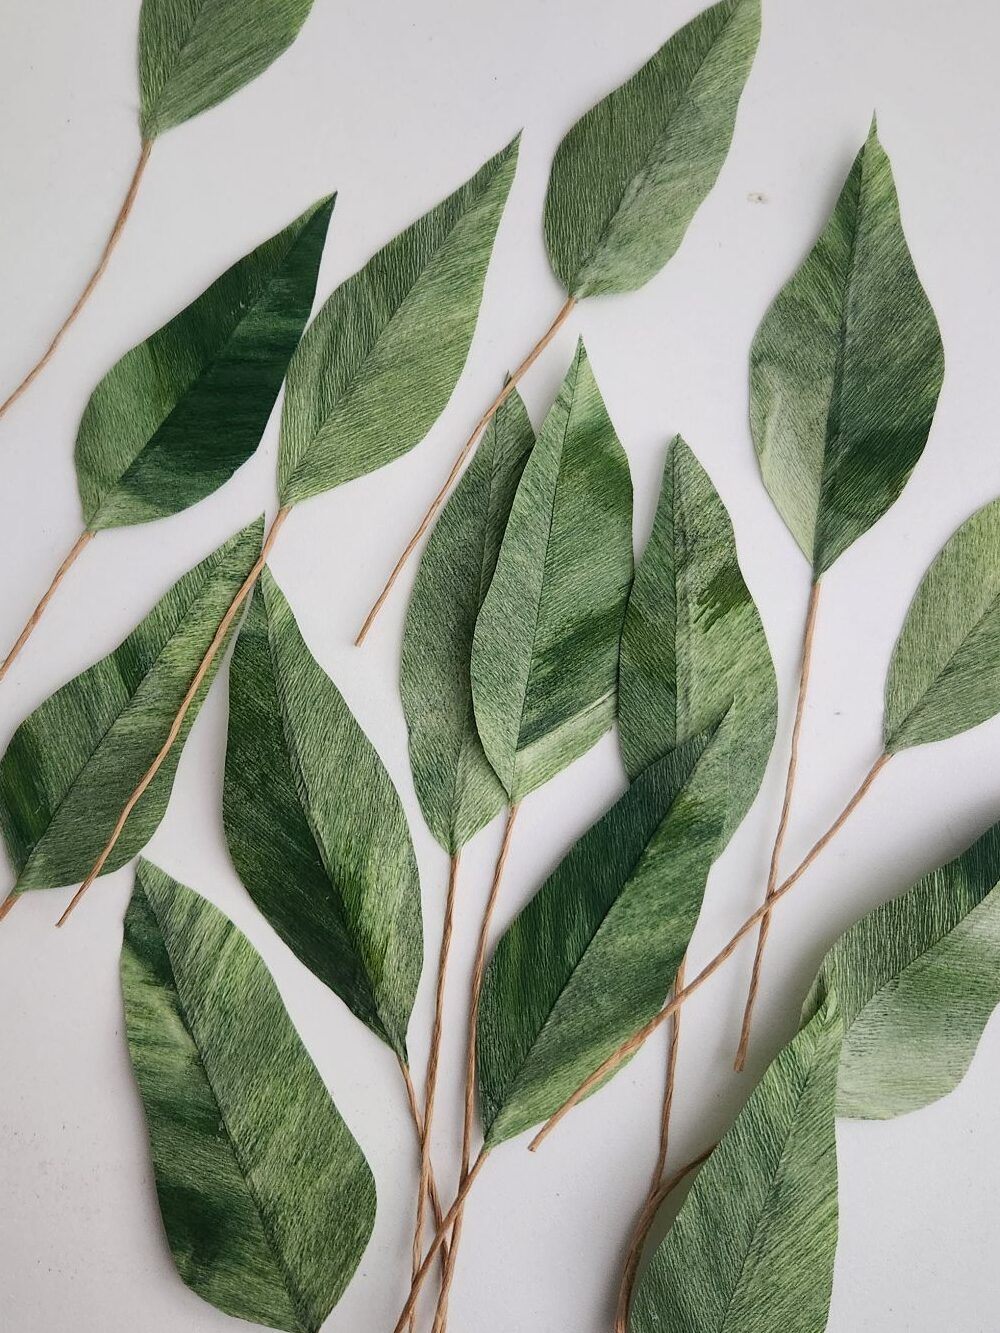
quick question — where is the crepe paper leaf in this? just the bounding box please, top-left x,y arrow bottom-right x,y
619,437 -> 776,842
401,389 -> 535,854
471,341 -> 633,803
478,726 -> 729,1148
122,860 -> 375,1332
750,121 -> 944,577
802,822 -> 1000,1121
631,995 -> 841,1333
139,0 -> 317,139
0,519 -> 262,892
76,198 -> 334,532
278,139 -> 520,507
883,497 -> 1000,752
224,568 -> 422,1058
543,0 -> 761,300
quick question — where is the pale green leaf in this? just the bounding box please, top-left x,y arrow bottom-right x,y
0,519 -> 263,892
750,122 -> 944,576
122,860 -> 375,1332
619,437 -> 776,841
401,389 -> 534,854
471,341 -> 633,803
278,140 -> 519,506
77,198 -> 334,532
543,0 -> 761,299
224,569 -> 422,1058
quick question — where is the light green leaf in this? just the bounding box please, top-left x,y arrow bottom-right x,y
401,389 -> 535,854
77,198 -> 334,532
631,996 -> 841,1333
122,860 -> 375,1332
224,568 -> 422,1058
0,519 -> 262,892
619,437 -> 776,841
139,0 -> 316,139
471,342 -> 633,803
478,728 -> 728,1148
543,0 -> 761,299
884,497 -> 1000,752
278,140 -> 520,506
750,122 -> 944,576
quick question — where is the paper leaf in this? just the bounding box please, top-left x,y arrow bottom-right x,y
478,728 -> 728,1148
77,198 -> 334,532
471,341 -> 633,803
619,437 -> 776,842
139,0 -> 316,139
884,497 -> 1000,752
0,519 -> 262,892
224,569 -> 422,1058
401,389 -> 535,854
122,860 -> 375,1332
631,997 -> 841,1333
278,139 -> 519,506
750,122 -> 944,576
543,0 -> 760,299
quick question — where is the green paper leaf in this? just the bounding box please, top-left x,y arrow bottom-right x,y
224,569 -> 422,1058
478,727 -> 728,1148
77,198 -> 334,532
122,860 -> 375,1332
543,0 -> 761,299
631,996 -> 841,1333
278,139 -> 520,506
401,389 -> 535,854
0,519 -> 263,892
471,342 -> 633,803
750,122 -> 944,576
619,437 -> 776,842
884,497 -> 1000,752
139,0 -> 316,139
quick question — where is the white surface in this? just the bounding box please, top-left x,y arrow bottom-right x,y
2,1 -> 1000,1329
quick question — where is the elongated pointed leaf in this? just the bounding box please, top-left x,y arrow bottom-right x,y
139,0 -> 316,139
619,437 -> 776,841
224,569 -> 421,1058
750,123 -> 944,576
631,997 -> 841,1333
0,519 -> 262,892
401,389 -> 534,854
884,497 -> 1000,752
479,728 -> 728,1147
77,198 -> 334,531
471,342 -> 633,803
278,140 -> 519,506
123,860 -> 375,1332
544,0 -> 760,299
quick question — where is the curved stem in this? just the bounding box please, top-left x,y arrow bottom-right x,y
0,530 -> 94,683
0,892 -> 20,925
55,505 -> 293,926
397,1059 -> 448,1265
354,297 -> 576,646
735,579 -> 822,1071
0,141 -> 153,421
528,752 -> 891,1152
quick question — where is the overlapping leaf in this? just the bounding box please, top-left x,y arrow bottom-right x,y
139,0 -> 317,139
401,389 -> 535,853
544,0 -> 761,299
471,342 -> 633,803
122,860 -> 375,1332
619,437 -> 776,841
278,140 -> 520,506
750,122 -> 944,576
77,198 -> 334,531
0,518 -> 262,891
224,569 -> 422,1058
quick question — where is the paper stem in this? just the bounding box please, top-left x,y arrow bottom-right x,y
0,530 -> 95,683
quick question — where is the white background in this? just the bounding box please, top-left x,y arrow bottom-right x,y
1,1 -> 999,1329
